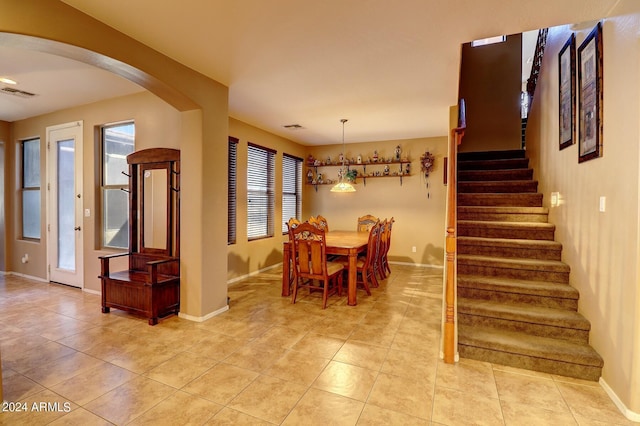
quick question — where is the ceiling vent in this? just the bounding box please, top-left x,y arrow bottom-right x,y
0,87 -> 38,98
283,124 -> 304,130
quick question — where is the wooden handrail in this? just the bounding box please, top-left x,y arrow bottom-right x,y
443,99 -> 466,364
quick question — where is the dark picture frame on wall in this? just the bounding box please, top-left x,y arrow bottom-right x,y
577,22 -> 603,163
558,34 -> 576,150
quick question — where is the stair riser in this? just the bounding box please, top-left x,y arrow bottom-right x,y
458,150 -> 526,161
458,287 -> 578,310
458,158 -> 529,171
459,169 -> 533,182
458,313 -> 589,343
458,243 -> 561,260
458,345 -> 602,381
457,211 -> 549,223
458,193 -> 543,207
458,181 -> 538,194
457,264 -> 569,283
458,226 -> 555,240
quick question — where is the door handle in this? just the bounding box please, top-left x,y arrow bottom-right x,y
74,226 -> 81,231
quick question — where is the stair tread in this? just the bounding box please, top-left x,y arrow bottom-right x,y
458,150 -> 526,160
458,236 -> 562,249
458,299 -> 589,329
458,275 -> 579,298
458,220 -> 555,229
458,206 -> 549,214
459,325 -> 603,367
458,254 -> 570,271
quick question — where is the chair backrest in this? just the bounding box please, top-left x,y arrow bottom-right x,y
386,217 -> 395,252
377,219 -> 389,259
363,222 -> 382,268
357,214 -> 379,232
309,215 -> 329,232
289,222 -> 328,280
287,217 -> 301,232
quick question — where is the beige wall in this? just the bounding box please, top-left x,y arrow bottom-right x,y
459,34 -> 523,153
306,136 -> 448,266
9,92 -> 181,291
0,120 -> 7,272
2,0 -> 229,319
526,2 -> 640,414
227,118 -> 307,281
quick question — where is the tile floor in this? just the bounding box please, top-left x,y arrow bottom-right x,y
0,265 -> 636,425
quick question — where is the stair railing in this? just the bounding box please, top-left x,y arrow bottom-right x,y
525,28 -> 549,116
444,99 -> 466,364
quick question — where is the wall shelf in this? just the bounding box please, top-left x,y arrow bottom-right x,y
306,159 -> 411,190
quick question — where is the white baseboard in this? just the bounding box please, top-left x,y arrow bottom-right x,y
4,271 -> 49,283
82,288 -> 101,296
179,304 -> 229,322
227,263 -> 281,285
389,261 -> 444,269
599,377 -> 640,422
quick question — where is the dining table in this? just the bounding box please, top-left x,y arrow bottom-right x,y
282,230 -> 369,306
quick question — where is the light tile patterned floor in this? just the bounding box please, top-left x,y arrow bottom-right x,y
0,266 -> 635,425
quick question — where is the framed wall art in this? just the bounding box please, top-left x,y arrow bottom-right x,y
577,22 -> 603,163
558,34 -> 575,150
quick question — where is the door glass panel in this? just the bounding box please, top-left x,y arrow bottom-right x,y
57,139 -> 75,270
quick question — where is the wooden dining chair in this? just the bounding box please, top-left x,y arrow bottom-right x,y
338,221 -> 379,293
375,219 -> 389,280
287,217 -> 301,232
375,218 -> 395,280
309,215 -> 329,232
289,222 -> 343,309
357,214 -> 379,232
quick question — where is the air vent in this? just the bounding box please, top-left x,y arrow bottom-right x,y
0,87 -> 38,98
283,124 -> 304,130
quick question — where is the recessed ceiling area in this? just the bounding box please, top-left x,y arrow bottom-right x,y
0,1 -> 619,145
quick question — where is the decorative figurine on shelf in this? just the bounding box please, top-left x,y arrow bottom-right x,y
405,163 -> 411,175
339,152 -> 344,163
357,154 -> 362,164
317,172 -> 323,184
395,145 -> 401,161
383,165 -> 390,176
337,168 -> 343,180
373,150 -> 379,162
307,155 -> 315,166
307,169 -> 313,184
326,156 -> 332,165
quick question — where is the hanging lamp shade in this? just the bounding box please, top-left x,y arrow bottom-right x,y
331,119 -> 356,193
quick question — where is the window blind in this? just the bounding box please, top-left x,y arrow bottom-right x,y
247,143 -> 275,240
228,137 -> 238,244
282,154 -> 302,233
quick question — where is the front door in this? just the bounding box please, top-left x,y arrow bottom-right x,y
47,121 -> 83,288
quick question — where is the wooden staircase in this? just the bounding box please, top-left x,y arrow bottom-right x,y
456,149 -> 603,381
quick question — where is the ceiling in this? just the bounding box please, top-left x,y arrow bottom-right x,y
0,0 -> 618,145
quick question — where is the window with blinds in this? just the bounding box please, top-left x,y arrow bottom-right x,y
247,143 -> 275,240
228,137 -> 238,245
282,154 -> 302,233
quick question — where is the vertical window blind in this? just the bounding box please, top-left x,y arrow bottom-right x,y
282,154 -> 302,233
228,137 -> 238,245
247,143 -> 275,240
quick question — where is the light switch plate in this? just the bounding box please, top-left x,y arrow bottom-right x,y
599,196 -> 606,212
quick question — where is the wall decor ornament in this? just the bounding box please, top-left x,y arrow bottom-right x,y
558,33 -> 576,150
420,151 -> 435,198
578,22 -> 603,163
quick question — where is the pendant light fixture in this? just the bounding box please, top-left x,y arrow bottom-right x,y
331,119 -> 356,193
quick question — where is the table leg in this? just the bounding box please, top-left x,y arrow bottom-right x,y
347,251 -> 357,306
282,243 -> 291,297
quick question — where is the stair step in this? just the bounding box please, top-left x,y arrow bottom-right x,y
457,150 -> 526,161
458,158 -> 529,171
457,275 -> 579,310
457,206 -> 549,223
459,168 -> 534,182
457,254 -> 570,283
458,299 -> 589,343
458,236 -> 562,260
458,193 -> 543,207
458,220 -> 555,240
458,325 -> 603,381
458,180 -> 538,194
